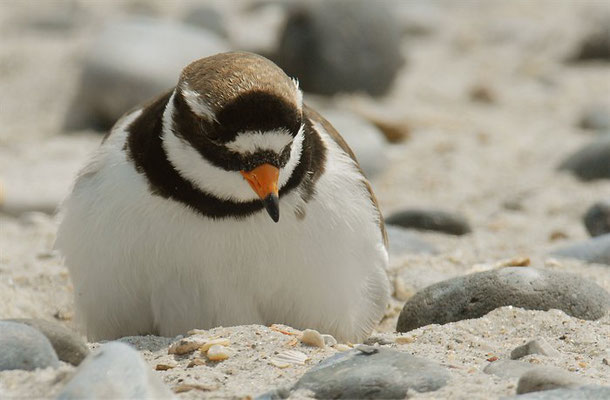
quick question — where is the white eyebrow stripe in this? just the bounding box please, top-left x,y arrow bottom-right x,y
180,84 -> 217,122
225,128 -> 298,154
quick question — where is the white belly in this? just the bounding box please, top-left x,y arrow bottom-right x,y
56,114 -> 389,342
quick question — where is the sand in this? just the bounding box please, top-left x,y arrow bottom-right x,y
0,0 -> 609,398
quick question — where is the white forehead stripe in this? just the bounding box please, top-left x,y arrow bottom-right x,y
225,127 -> 299,154
180,84 -> 217,122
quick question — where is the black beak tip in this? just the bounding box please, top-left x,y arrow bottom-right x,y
263,194 -> 280,223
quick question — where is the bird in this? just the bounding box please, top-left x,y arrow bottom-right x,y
56,51 -> 390,343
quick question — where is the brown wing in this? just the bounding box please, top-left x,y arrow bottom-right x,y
304,105 -> 388,249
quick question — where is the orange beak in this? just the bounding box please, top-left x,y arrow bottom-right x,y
240,163 -> 280,222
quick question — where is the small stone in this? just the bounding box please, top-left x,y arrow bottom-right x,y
199,338 -> 231,353
7,318 -> 89,366
511,338 -> 560,359
584,200 -> 610,237
395,336 -> 416,344
334,344 -> 352,352
292,348 -> 449,399
558,136 -> 610,181
517,367 -> 583,394
506,386 -> 610,399
483,359 -> 536,379
469,83 -> 496,104
570,22 -> 610,62
206,344 -> 231,361
173,383 -> 218,393
495,257 -> 531,267
57,342 -> 173,399
386,225 -> 439,258
579,105 -> 610,132
155,362 -> 177,371
187,358 -> 206,368
276,0 -> 404,96
396,267 -> 610,332
321,334 -> 337,347
386,209 -> 472,236
168,337 -> 206,355
0,321 -> 59,371
300,329 -> 325,348
550,234 -> 610,265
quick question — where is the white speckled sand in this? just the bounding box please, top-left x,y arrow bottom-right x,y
0,1 -> 609,399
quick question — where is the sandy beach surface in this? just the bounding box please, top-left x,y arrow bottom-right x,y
1,0 -> 609,399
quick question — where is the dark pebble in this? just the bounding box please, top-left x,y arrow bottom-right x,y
396,267 -> 610,332
583,200 -> 610,237
7,318 -> 89,366
0,321 -> 59,371
276,0 -> 403,96
386,209 -> 471,235
570,22 -> 610,62
551,234 -> 610,265
291,348 -> 449,399
558,136 -> 610,181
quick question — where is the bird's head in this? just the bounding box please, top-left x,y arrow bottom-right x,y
161,52 -> 305,222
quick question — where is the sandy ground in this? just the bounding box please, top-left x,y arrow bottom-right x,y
1,0 -> 609,399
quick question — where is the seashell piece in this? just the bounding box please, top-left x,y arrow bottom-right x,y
206,344 -> 231,361
168,338 -> 207,355
322,334 -> 337,347
269,350 -> 309,368
200,338 -> 231,353
300,329 -> 325,348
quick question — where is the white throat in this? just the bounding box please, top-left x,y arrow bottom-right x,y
161,91 -> 304,203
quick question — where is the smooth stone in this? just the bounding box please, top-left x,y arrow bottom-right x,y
57,342 -> 173,399
579,105 -> 610,132
570,22 -> 610,62
321,109 -> 389,178
7,318 -> 89,366
550,234 -> 610,265
583,200 -> 610,237
386,209 -> 472,235
558,136 -> 610,181
396,267 -> 610,332
0,321 -> 59,371
483,359 -> 536,379
64,16 -> 229,131
511,338 -> 560,359
276,0 -> 403,96
386,225 -> 439,258
506,385 -> 610,399
292,348 -> 449,399
517,367 -> 583,394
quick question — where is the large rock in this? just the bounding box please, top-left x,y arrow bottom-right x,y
507,386 -> 610,399
396,267 -> 610,332
7,318 -> 89,366
583,200 -> 610,237
322,109 -> 390,178
551,234 -> 610,265
558,136 -> 610,181
386,208 -> 472,235
291,347 -> 449,399
65,17 -> 229,131
57,342 -> 173,399
276,0 -> 404,96
0,321 -> 59,371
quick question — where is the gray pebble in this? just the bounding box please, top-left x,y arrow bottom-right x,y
7,318 -> 89,366
558,136 -> 610,181
483,359 -> 536,379
386,208 -> 472,235
511,338 -> 560,359
506,385 -> 610,399
64,16 -> 229,131
551,234 -> 610,265
276,0 -> 404,96
396,267 -> 610,332
583,200 -> 610,237
321,109 -> 389,178
0,321 -> 59,371
57,341 -> 173,399
517,367 -> 583,394
386,225 -> 439,258
291,348 -> 449,399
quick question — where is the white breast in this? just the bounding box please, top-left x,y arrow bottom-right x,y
56,111 -> 389,343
